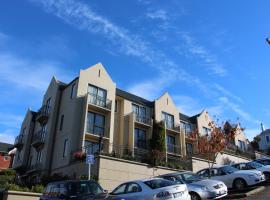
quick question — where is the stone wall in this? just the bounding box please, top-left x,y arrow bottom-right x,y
98,155 -> 181,191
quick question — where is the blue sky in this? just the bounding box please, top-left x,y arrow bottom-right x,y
0,0 -> 270,143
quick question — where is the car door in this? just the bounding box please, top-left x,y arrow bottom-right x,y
197,169 -> 210,179
210,168 -> 231,187
120,182 -> 145,199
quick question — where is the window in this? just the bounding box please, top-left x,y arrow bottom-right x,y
88,85 -> 107,107
59,183 -> 68,195
202,127 -> 211,135
87,112 -> 105,136
166,135 -> 176,153
63,139 -> 68,158
143,179 -> 175,189
186,143 -> 193,155
22,127 -> 26,135
4,156 -> 9,161
59,115 -> 64,131
132,104 -> 146,117
111,183 -> 127,195
126,183 -> 142,193
41,124 -> 47,139
134,128 -> 146,149
84,141 -> 100,154
45,97 -> 51,114
181,122 -> 192,135
238,140 -> 246,151
37,150 -> 42,163
266,136 -> 270,143
115,100 -> 118,112
162,112 -> 174,129
71,84 -> 76,99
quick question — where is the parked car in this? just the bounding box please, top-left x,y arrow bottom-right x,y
158,172 -> 227,200
254,158 -> 270,166
232,161 -> 270,181
108,178 -> 191,200
40,180 -> 108,200
196,165 -> 265,190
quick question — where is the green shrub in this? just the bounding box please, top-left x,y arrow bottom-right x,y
0,169 -> 16,176
31,185 -> 44,193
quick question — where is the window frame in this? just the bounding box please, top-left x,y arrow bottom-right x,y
134,128 -> 147,149
87,111 -> 105,136
59,114 -> 64,131
63,138 -> 68,158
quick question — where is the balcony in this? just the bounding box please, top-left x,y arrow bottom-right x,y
88,93 -> 112,111
27,163 -> 43,173
32,130 -> 46,148
165,122 -> 181,133
14,134 -> 24,149
167,144 -> 181,155
36,105 -> 50,124
133,113 -> 152,127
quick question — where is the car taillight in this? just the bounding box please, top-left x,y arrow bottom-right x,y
156,191 -> 172,198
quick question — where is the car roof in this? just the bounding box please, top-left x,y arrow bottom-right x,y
47,180 -> 98,185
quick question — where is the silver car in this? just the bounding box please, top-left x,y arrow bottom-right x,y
158,172 -> 227,200
108,178 -> 191,200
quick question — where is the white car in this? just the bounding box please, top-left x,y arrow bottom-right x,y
197,165 -> 265,190
232,161 -> 270,181
108,178 -> 191,200
158,172 -> 227,200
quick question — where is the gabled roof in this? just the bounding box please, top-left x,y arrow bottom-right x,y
116,88 -> 154,107
0,142 -> 13,153
179,113 -> 192,123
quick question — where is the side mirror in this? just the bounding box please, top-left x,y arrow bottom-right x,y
103,190 -> 108,194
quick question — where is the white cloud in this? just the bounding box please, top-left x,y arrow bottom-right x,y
0,129 -> 16,144
146,9 -> 168,21
178,32 -> 227,76
173,95 -> 201,116
219,97 -> 260,124
245,128 -> 261,141
214,83 -> 243,103
0,53 -> 72,91
0,113 -> 24,129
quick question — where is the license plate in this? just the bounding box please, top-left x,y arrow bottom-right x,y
173,192 -> 183,198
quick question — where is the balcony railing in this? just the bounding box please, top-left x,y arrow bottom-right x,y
14,134 -> 24,149
165,122 -> 181,132
88,93 -> 112,110
28,163 -> 43,172
32,130 -> 46,148
133,113 -> 152,126
36,105 -> 50,124
167,144 -> 181,155
86,126 -> 105,137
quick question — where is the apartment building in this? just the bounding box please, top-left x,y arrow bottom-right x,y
12,63 -> 218,183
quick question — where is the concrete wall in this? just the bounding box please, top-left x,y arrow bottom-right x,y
4,191 -> 41,200
192,152 -> 251,172
234,124 -> 249,150
98,155 -> 181,191
196,110 -> 212,135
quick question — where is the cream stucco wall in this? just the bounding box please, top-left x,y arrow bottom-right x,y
77,63 -> 116,152
196,110 -> 212,135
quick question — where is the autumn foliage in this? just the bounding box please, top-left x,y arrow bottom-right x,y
190,121 -> 238,169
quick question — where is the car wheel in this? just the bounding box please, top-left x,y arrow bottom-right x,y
189,192 -> 201,200
233,178 -> 247,190
263,172 -> 270,182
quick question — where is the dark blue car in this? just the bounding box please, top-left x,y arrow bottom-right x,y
40,180 -> 108,200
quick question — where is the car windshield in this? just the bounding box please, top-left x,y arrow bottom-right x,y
179,173 -> 202,183
257,159 -> 270,166
144,179 -> 176,189
248,162 -> 264,168
220,166 -> 238,174
67,181 -> 104,196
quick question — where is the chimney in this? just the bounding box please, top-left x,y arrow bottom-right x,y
261,122 -> 265,132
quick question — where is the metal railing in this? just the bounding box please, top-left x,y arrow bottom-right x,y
14,134 -> 24,148
164,121 -> 181,132
32,130 -> 46,147
133,113 -> 152,125
88,93 -> 112,110
36,105 -> 50,123
86,126 -> 105,137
